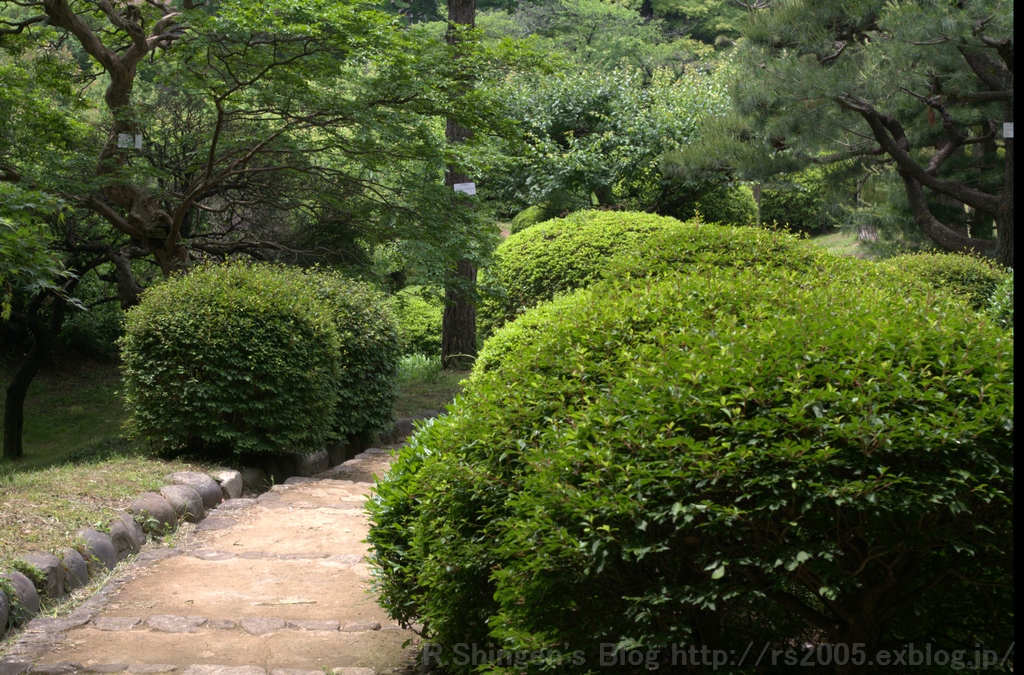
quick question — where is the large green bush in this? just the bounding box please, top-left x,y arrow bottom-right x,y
603,218 -> 832,280
121,263 -> 341,456
389,286 -> 443,357
479,210 -> 680,333
877,251 -> 1010,309
368,271 -> 1013,672
308,270 -> 400,444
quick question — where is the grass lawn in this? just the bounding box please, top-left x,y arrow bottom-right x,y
0,357 -> 214,566
807,229 -> 873,259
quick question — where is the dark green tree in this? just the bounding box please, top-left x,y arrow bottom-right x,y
730,0 -> 1012,266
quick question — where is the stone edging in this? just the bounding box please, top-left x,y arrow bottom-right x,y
0,413 -> 432,644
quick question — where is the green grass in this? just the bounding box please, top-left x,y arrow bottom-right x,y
807,229 -> 874,259
2,358 -> 127,470
0,358 -> 213,566
394,354 -> 466,418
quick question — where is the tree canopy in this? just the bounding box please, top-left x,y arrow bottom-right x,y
725,0 -> 1013,265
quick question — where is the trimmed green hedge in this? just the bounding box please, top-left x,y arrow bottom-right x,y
989,270 -> 1013,329
121,263 -> 341,456
877,251 -> 1010,309
368,270 -> 1013,671
658,181 -> 757,226
479,210 -> 680,334
121,263 -> 400,457
308,270 -> 400,444
509,204 -> 561,235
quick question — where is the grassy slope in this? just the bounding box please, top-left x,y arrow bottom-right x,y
0,358 -> 214,565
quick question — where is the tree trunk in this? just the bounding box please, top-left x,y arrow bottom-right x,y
2,293 -> 70,461
442,259 -> 478,369
440,0 -> 478,371
995,132 -> 1013,267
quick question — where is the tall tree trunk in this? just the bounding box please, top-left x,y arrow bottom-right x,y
440,0 -> 478,370
995,125 -> 1013,267
2,292 -> 71,461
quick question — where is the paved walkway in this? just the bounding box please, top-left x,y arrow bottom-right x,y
1,448 -> 419,675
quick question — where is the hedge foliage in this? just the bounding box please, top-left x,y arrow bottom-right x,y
988,269 -> 1013,329
509,204 -> 560,235
121,263 -> 341,456
389,286 -> 443,357
479,210 -> 680,333
368,269 -> 1013,673
759,167 -> 831,234
121,263 -> 399,456
659,181 -> 757,226
309,270 -> 400,443
877,251 -> 1010,309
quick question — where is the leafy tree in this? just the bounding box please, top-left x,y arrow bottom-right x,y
476,63 -> 731,212
480,0 -> 712,81
730,0 -> 1013,266
1,0 -> 494,280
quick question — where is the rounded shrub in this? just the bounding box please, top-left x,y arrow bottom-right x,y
479,210 -> 680,333
658,180 -> 757,225
121,263 -> 341,456
368,270 -> 1013,672
389,286 -> 443,357
509,204 -> 560,234
307,270 -> 400,444
876,251 -> 1010,309
759,167 -> 831,234
603,218 -> 832,281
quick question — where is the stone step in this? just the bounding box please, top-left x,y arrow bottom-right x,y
13,622 -> 414,671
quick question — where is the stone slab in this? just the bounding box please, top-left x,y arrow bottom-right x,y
93,557 -> 386,623
29,625 -> 416,670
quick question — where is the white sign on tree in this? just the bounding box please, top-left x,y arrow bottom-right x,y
453,182 -> 476,196
117,133 -> 143,149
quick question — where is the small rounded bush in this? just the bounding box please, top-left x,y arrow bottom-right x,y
368,270 -> 1013,671
509,204 -> 560,234
388,286 -> 443,357
658,181 -> 757,225
759,167 -> 831,234
307,270 -> 400,443
121,263 -> 341,456
479,210 -> 680,333
877,251 -> 1009,309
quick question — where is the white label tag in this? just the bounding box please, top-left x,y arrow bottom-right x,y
1004,122 -> 1013,139
453,182 -> 476,195
117,133 -> 143,149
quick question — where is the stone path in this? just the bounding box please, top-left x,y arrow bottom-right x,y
1,448 -> 419,675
